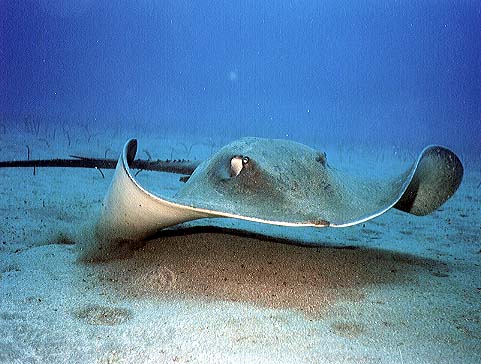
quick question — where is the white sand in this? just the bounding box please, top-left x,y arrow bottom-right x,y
0,129 -> 480,363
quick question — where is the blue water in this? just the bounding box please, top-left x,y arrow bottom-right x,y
1,1 -> 480,153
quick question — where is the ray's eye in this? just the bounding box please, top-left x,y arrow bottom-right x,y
230,155 -> 249,177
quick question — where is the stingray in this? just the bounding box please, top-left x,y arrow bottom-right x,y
94,138 -> 463,246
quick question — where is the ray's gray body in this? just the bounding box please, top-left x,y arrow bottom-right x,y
94,138 -> 463,248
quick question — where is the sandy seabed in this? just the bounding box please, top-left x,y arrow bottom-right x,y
0,130 -> 480,364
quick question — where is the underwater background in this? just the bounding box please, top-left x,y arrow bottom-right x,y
1,0 -> 480,154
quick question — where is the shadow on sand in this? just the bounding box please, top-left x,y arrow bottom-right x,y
82,226 -> 445,316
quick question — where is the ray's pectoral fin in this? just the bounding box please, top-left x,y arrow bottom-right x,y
93,139 -> 215,250
394,146 -> 463,216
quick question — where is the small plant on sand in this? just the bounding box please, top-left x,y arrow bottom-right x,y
62,125 -> 71,146
80,121 -> 97,142
24,113 -> 41,136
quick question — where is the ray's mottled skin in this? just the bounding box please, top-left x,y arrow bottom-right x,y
92,137 -> 463,253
